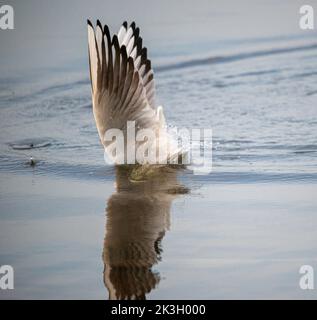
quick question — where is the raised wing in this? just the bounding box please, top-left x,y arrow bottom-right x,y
87,20 -> 159,144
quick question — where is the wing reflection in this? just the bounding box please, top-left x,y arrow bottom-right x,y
103,166 -> 188,300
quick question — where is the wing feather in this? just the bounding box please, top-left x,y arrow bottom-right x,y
87,20 -> 98,93
112,35 -> 121,95
117,21 -> 127,44
87,20 -> 159,145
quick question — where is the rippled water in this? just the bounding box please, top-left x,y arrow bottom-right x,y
1,0 -> 317,299
1,37 -> 317,181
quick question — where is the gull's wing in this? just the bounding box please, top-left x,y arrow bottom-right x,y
87,20 -> 160,144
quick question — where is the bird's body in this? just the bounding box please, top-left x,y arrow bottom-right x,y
87,20 -> 184,179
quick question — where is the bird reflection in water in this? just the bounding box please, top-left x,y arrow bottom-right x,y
103,165 -> 189,300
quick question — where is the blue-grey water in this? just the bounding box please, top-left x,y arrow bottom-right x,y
0,0 -> 317,299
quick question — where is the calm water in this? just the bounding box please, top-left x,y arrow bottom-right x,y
0,0 -> 317,299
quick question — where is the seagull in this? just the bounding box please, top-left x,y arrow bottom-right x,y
87,20 -> 184,179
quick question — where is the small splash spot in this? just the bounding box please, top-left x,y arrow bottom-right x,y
29,157 -> 36,167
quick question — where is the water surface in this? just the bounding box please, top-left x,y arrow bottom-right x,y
0,0 -> 317,299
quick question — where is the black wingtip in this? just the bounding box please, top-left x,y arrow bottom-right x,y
112,34 -> 119,47
104,24 -> 110,36
142,47 -> 147,60
96,19 -> 102,29
146,60 -> 151,71
130,21 -> 136,30
123,21 -> 128,29
134,27 -> 140,39
135,37 -> 142,55
120,45 -> 128,57
87,19 -> 93,27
